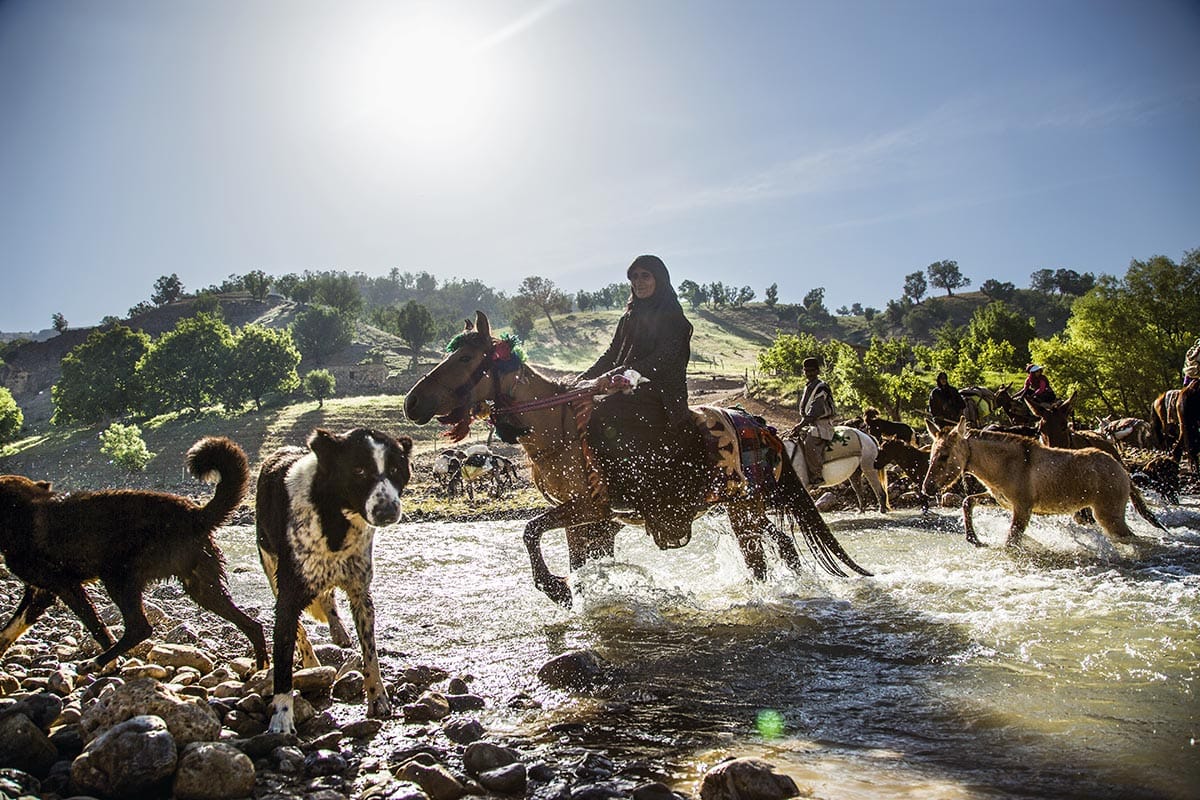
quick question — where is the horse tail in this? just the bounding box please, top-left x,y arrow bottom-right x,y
775,464 -> 872,577
1129,483 -> 1167,531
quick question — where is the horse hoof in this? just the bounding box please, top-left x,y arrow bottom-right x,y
540,579 -> 573,608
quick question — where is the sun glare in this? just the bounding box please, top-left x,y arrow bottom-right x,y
329,12 -> 500,157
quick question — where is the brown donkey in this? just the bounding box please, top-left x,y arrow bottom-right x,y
922,418 -> 1165,548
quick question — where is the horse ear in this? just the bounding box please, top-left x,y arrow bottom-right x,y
463,319 -> 474,332
475,310 -> 491,339
1064,390 -> 1077,409
1024,397 -> 1044,417
956,416 -> 968,437
926,416 -> 944,438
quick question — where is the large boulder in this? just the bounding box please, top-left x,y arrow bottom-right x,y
70,714 -> 178,798
172,741 -> 256,800
79,677 -> 221,745
0,713 -> 57,775
698,758 -> 800,800
536,650 -> 609,690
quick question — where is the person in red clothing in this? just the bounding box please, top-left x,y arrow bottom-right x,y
1016,363 -> 1056,406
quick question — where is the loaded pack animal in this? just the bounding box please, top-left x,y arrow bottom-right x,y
783,424 -> 888,512
459,444 -> 520,499
1096,416 -> 1154,450
256,427 -> 413,734
432,448 -> 466,497
958,386 -> 999,426
403,312 -> 870,607
1151,389 -> 1180,450
0,437 -> 268,672
922,418 -> 1166,548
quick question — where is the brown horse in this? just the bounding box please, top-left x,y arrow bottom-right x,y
1151,389 -> 1180,450
403,312 -> 870,606
1172,380 -> 1200,471
922,418 -> 1165,548
1024,393 -> 1121,460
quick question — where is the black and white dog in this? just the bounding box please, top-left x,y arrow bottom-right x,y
256,427 -> 412,734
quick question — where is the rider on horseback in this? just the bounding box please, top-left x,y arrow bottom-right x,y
1015,363 -> 1056,408
573,255 -> 706,546
928,371 -> 968,427
797,357 -> 836,486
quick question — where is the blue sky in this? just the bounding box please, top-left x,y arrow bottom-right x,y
2,0 -> 1198,333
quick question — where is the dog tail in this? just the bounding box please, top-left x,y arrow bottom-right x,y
187,437 -> 250,529
1129,483 -> 1168,531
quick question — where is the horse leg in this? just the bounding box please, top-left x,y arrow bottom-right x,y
1004,506 -> 1032,548
523,504 -> 600,607
566,521 -> 618,569
961,492 -> 991,547
848,471 -> 868,513
861,458 -> 888,513
727,502 -> 767,580
1092,501 -> 1136,542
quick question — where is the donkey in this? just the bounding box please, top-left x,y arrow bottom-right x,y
1024,393 -> 1121,460
923,418 -> 1166,548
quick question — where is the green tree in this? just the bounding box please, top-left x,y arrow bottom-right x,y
510,310 -> 535,341
304,369 -> 336,408
756,332 -> 824,376
137,313 -> 235,413
926,260 -> 970,296
243,270 -> 272,301
51,312 -> 68,334
0,387 -> 23,442
516,276 -> 571,339
314,272 -> 363,317
393,300 -> 437,369
903,271 -> 927,304
979,279 -> 1016,302
151,273 -> 185,305
52,324 -> 151,425
291,305 -> 353,365
961,301 -> 1036,370
1029,268 -> 1055,293
99,422 -> 155,472
764,282 -> 778,309
224,324 -> 301,411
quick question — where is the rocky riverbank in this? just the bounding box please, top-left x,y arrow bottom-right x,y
0,575 -> 805,800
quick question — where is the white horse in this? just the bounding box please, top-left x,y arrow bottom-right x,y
784,426 -> 887,513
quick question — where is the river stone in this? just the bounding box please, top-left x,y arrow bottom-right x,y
478,762 -> 527,795
293,666 -> 337,694
813,491 -> 839,512
48,666 -> 77,696
446,693 -> 486,712
463,741 -> 519,776
49,724 -> 86,760
224,708 -> 266,737
0,767 -> 41,798
382,779 -> 431,800
172,740 -> 256,800
343,718 -> 384,738
231,731 -> 298,760
79,677 -> 221,745
0,713 -> 58,775
393,761 -> 465,800
0,672 -> 19,695
304,748 -> 348,777
403,691 -> 450,722
332,670 -> 365,701
149,643 -> 216,674
121,662 -> 171,681
537,650 -> 608,690
442,717 -> 484,744
71,714 -> 178,798
1,691 -> 63,731
698,757 -> 800,800
632,781 -> 685,800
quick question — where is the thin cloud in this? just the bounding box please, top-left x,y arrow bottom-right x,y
473,0 -> 573,53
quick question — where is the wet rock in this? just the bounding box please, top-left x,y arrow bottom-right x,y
272,745 -> 306,774
71,714 -> 178,798
306,730 -> 345,751
506,692 -> 542,710
537,650 -> 609,690
572,752 -> 615,781
442,717 -> 485,744
570,781 -> 633,800
294,665 -> 337,694
446,692 -> 486,712
298,709 -> 339,738
698,757 -> 800,800
528,762 -> 558,783
0,767 -> 41,798
813,491 -> 840,512
149,643 -> 216,674
48,666 -> 77,695
0,672 -> 20,694
0,713 -> 57,775
1,691 -> 63,730
463,741 -> 519,775
446,677 -> 470,694
382,781 -> 432,800
343,718 -> 384,738
633,781 -> 685,800
232,731 -> 298,760
305,748 -> 349,777
402,665 -> 450,686
393,760 -> 465,800
403,691 -> 450,722
332,670 -> 365,701
172,740 -> 257,800
390,682 -> 421,705
80,677 -> 221,746
529,779 -> 572,800
224,708 -> 266,737
478,762 -> 527,795
314,644 -> 348,667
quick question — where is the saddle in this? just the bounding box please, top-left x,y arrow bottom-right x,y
692,406 -> 786,501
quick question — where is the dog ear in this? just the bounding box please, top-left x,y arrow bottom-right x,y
307,428 -> 341,461
396,436 -> 414,457
36,480 -> 52,491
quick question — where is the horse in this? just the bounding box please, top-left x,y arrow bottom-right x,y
782,427 -> 887,512
874,438 -> 932,510
1172,380 -> 1200,472
862,408 -> 917,446
922,418 -> 1166,548
959,386 -> 999,426
992,384 -> 1039,426
1024,393 -> 1121,460
1151,389 -> 1180,450
1096,416 -> 1154,450
403,312 -> 870,606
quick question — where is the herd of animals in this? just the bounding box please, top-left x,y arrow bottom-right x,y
0,311 -> 1195,732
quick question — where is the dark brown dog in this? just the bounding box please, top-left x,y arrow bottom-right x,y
0,437 -> 268,671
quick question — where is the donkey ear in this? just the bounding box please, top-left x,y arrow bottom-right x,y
956,416 -> 969,437
926,416 -> 944,438
463,319 -> 474,332
475,310 -> 491,339
1064,390 -> 1077,409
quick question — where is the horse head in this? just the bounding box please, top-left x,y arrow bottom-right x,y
1025,391 -> 1077,447
404,310 -> 499,436
923,417 -> 969,495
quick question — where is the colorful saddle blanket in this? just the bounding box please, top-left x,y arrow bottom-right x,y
692,406 -> 785,502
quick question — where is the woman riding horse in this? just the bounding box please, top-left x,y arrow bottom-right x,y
574,255 -> 708,547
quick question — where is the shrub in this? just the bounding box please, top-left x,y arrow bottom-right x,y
99,422 -> 155,473
0,388 -> 23,443
304,369 -> 336,408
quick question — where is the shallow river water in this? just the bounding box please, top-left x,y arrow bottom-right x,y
219,497 -> 1198,800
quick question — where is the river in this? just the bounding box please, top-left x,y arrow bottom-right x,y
218,497 -> 1199,800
